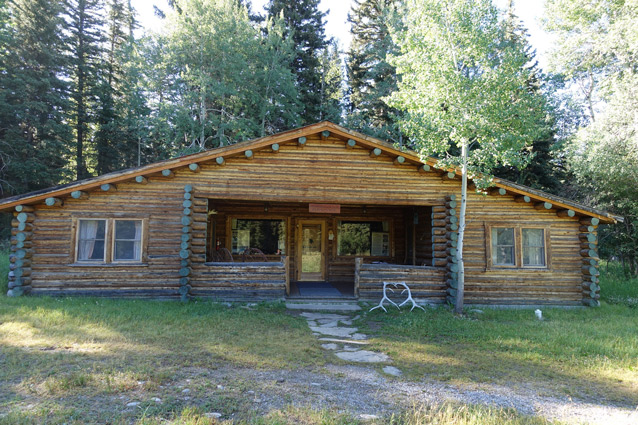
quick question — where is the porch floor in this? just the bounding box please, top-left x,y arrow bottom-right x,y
288,281 -> 355,299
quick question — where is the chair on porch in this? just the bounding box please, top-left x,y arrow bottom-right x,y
211,247 -> 233,262
242,247 -> 267,262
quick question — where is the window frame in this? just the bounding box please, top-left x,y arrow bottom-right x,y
111,219 -> 145,263
485,223 -> 550,270
76,218 -> 108,263
225,215 -> 290,257
335,218 -> 393,259
72,216 -> 148,265
490,226 -> 517,268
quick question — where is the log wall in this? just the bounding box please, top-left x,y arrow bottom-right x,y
357,261 -> 447,304
11,133 -> 590,305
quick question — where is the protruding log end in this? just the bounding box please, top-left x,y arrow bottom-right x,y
45,197 -> 63,207
184,184 -> 193,193
245,150 -> 253,159
135,176 -> 148,184
71,191 -> 89,199
418,164 -> 431,173
215,156 -> 225,165
557,209 -> 575,218
394,156 -> 405,165
370,148 -> 382,157
321,130 -> 330,139
580,217 -> 600,226
271,143 -> 280,152
445,195 -> 456,202
442,172 -> 456,180
346,139 -> 356,149
161,169 -> 174,178
490,188 -> 507,196
297,136 -> 306,146
515,195 -> 531,203
188,163 -> 200,173
535,202 -> 552,210
101,183 -> 117,192
15,205 -> 34,213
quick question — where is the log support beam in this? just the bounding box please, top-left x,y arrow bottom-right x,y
346,139 -> 356,149
244,150 -> 253,159
135,176 -> 148,184
297,136 -> 306,147
71,191 -> 89,199
161,169 -> 174,178
370,148 -> 382,158
45,197 -> 63,207
188,163 -> 200,173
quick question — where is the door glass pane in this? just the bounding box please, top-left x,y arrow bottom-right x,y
302,225 -> 322,273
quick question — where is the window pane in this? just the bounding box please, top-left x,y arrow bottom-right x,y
491,227 -> 515,265
78,220 -> 106,261
231,219 -> 285,255
337,221 -> 389,256
116,220 -> 138,239
114,220 -> 142,261
523,228 -> 545,266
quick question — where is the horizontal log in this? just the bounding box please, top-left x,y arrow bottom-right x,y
433,259 -> 447,267
579,225 -> 595,233
14,268 -> 31,278
16,249 -> 32,259
579,233 -> 597,243
432,212 -> 447,220
71,190 -> 89,199
446,223 -> 458,231
535,202 -> 552,210
446,248 -> 457,256
16,232 -> 32,242
45,197 -> 63,207
445,195 -> 456,202
447,232 -> 458,241
446,216 -> 458,224
580,217 -> 599,226
557,209 -> 575,218
580,242 -> 597,250
445,200 -> 457,209
189,163 -> 200,173
17,212 -> 35,223
18,222 -> 34,231
432,219 -> 446,227
16,241 -> 32,249
582,265 -> 599,276
580,249 -> 597,258
515,195 -> 531,203
135,176 -> 148,184
434,251 -> 447,258
15,205 -> 35,212
432,206 -> 446,213
7,286 -> 32,297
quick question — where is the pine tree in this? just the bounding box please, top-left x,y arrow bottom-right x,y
318,42 -> 343,123
266,0 -> 330,124
65,0 -> 105,179
95,0 -> 137,174
493,0 -> 563,193
0,0 -> 72,196
345,0 -> 402,142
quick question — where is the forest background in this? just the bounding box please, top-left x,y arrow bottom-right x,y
0,0 -> 636,276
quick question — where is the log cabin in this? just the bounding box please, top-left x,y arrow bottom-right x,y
0,122 -> 620,307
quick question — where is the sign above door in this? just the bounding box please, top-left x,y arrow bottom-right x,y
308,203 -> 341,214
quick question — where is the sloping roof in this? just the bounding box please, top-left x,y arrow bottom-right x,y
0,121 -> 621,223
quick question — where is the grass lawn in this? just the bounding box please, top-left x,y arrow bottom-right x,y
0,247 -> 637,423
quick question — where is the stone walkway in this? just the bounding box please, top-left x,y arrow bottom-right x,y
300,312 -> 401,376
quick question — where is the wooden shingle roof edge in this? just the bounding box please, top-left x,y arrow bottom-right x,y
0,121 -> 622,224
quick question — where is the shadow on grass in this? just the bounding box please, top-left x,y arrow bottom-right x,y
361,304 -> 638,406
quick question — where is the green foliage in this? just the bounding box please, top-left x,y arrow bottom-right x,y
267,0 -> 332,124
0,0 -> 72,195
388,0 -> 551,176
345,0 -> 404,143
599,261 -> 638,308
545,0 -> 638,274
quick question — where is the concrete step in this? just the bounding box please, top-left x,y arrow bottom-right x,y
286,300 -> 362,311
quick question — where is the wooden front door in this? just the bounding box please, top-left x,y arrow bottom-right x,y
297,220 -> 326,281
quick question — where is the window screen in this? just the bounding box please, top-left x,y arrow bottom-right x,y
337,221 -> 389,256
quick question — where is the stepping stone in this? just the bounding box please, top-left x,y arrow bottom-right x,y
382,366 -> 402,376
300,312 -> 350,321
318,338 -> 369,345
335,350 -> 390,363
309,326 -> 358,338
351,333 -> 368,340
321,343 -> 338,350
342,345 -> 359,351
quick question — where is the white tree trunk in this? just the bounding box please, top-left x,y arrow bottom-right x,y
454,141 -> 468,314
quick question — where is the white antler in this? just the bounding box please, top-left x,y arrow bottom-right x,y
395,282 -> 425,312
369,282 -> 400,312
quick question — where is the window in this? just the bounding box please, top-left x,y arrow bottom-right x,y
522,228 -> 545,267
491,227 -> 515,266
78,219 -> 106,261
114,220 -> 142,261
487,224 -> 549,269
231,219 -> 286,255
75,217 -> 146,264
337,220 -> 390,256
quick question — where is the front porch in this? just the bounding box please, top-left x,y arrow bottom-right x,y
187,199 -> 451,303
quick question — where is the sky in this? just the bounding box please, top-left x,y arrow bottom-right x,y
131,0 -> 553,69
